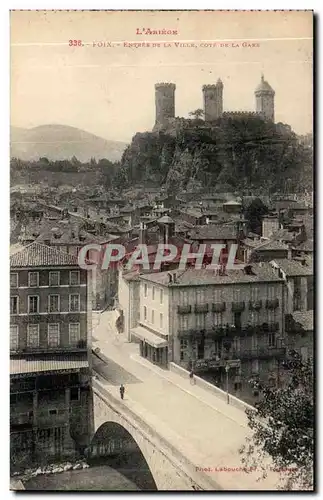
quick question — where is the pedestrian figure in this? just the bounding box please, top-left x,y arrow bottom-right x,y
189,370 -> 195,385
120,384 -> 125,400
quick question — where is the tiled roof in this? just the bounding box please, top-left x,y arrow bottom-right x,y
140,263 -> 282,286
271,258 -> 313,276
10,355 -> 89,375
255,240 -> 289,252
10,242 -> 79,268
295,239 -> 314,252
189,224 -> 237,240
291,311 -> 313,331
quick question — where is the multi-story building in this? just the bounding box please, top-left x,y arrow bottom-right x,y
270,258 -> 313,364
10,242 -> 92,471
131,263 -> 286,402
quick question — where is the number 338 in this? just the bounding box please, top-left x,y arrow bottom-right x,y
69,40 -> 82,46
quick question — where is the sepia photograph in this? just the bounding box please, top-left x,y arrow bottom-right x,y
9,9 -> 314,491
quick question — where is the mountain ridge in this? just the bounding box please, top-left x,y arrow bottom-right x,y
10,124 -> 127,162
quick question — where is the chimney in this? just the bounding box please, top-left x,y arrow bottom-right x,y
139,221 -> 148,245
287,242 -> 293,260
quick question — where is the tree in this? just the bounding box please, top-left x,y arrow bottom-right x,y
188,108 -> 204,120
244,198 -> 269,235
239,351 -> 314,490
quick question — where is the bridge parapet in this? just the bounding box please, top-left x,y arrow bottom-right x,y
92,380 -> 222,491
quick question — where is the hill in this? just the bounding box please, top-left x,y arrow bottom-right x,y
10,124 -> 127,162
118,116 -> 313,194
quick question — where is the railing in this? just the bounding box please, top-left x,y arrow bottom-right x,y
231,301 -> 245,312
10,412 -> 33,427
266,298 -> 280,309
11,340 -> 87,354
194,304 -> 209,314
248,300 -> 262,310
239,346 -> 286,360
177,305 -> 192,314
211,302 -> 226,313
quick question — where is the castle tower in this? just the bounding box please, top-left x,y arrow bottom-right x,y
155,83 -> 176,125
255,74 -> 275,122
203,79 -> 223,122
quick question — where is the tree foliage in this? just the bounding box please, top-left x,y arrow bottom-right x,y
117,116 -> 312,195
240,352 -> 314,490
244,198 -> 270,234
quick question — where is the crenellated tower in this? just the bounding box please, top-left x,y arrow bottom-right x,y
203,79 -> 223,122
155,83 -> 176,125
255,74 -> 275,122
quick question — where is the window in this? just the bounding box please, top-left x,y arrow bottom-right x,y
49,271 -> 60,286
252,359 -> 259,374
213,313 -> 223,327
180,339 -> 188,361
268,331 -> 276,348
267,309 -> 276,324
269,358 -> 277,372
151,310 -> 155,324
10,296 -> 19,315
251,334 -> 258,350
70,388 -> 80,401
143,306 -> 147,321
251,287 -> 259,301
232,336 -> 240,353
214,289 -> 221,302
196,314 -> 206,329
69,294 -> 80,312
10,325 -> 18,350
268,286 -> 275,300
233,289 -> 241,302
70,270 -> 80,285
152,287 -> 155,300
250,311 -> 260,326
49,409 -> 57,415
28,296 -> 39,314
10,273 -> 18,288
69,323 -> 80,346
28,272 -> 39,287
48,295 -> 60,313
48,324 -> 60,347
196,289 -> 205,304
179,290 -> 188,306
160,289 -> 163,304
179,315 -> 189,331
144,284 -> 148,298
160,313 -> 163,329
27,324 -> 39,347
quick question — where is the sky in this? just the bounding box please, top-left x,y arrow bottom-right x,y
10,10 -> 313,143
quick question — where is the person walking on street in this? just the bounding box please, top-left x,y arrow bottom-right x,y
189,369 -> 195,385
120,384 -> 125,400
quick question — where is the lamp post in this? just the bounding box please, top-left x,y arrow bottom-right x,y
225,363 -> 230,404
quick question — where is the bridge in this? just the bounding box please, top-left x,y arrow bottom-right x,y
88,311 -> 280,491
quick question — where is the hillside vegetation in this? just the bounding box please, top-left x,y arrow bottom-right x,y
118,116 -> 313,194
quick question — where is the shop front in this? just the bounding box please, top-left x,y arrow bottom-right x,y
131,326 -> 168,368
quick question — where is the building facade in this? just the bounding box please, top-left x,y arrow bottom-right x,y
131,264 -> 285,403
10,242 -> 92,471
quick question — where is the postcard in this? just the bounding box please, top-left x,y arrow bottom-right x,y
10,10 -> 313,491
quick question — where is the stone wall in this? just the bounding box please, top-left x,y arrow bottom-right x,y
92,381 -> 220,491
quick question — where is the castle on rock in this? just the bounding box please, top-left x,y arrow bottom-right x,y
154,75 -> 275,127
